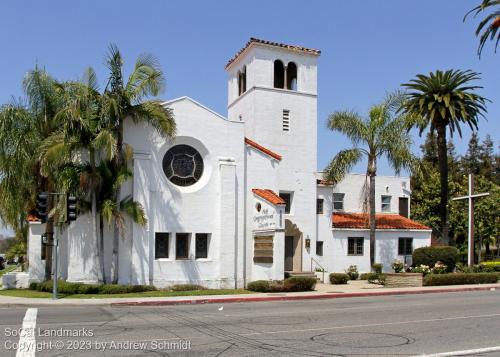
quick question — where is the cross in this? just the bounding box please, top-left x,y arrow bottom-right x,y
452,174 -> 490,266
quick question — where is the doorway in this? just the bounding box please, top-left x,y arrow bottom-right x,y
284,236 -> 294,271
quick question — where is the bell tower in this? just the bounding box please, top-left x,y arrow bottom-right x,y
226,38 -> 321,272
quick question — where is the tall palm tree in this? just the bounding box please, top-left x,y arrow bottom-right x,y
101,45 -> 176,283
464,0 -> 500,58
0,68 -> 66,279
39,68 -> 111,282
401,70 -> 488,245
325,92 -> 417,269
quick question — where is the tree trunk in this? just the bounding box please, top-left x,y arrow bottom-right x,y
436,125 -> 450,245
99,215 -> 106,283
44,188 -> 54,281
111,223 -> 119,284
90,150 -> 101,283
368,157 -> 376,270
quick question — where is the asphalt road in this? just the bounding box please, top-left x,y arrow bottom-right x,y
1,290 -> 500,357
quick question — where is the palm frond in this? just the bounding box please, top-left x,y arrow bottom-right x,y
324,148 -> 363,184
120,196 -> 147,226
128,100 -> 176,138
327,110 -> 368,145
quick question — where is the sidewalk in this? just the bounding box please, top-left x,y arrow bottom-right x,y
0,280 -> 498,307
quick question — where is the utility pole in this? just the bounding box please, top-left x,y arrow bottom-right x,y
452,174 -> 490,266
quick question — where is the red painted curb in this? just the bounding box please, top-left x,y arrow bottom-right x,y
111,285 -> 498,307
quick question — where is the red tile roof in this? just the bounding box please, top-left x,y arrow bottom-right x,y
332,212 -> 431,230
27,214 -> 40,222
317,179 -> 334,186
226,37 -> 321,69
252,189 -> 286,206
245,137 -> 282,161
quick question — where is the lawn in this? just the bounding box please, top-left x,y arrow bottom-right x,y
0,288 -> 253,299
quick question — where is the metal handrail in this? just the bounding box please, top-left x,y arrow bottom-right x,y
311,257 -> 327,282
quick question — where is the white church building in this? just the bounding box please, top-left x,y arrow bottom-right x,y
27,38 -> 431,288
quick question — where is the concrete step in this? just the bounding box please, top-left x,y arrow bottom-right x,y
287,271 -> 317,279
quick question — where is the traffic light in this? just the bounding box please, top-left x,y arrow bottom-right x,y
36,192 -> 48,223
66,194 -> 78,222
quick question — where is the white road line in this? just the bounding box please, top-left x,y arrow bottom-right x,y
16,308 -> 37,357
413,346 -> 500,356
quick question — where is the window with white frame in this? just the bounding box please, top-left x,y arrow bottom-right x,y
333,193 -> 345,211
195,233 -> 210,259
279,192 -> 293,214
155,233 -> 169,259
348,237 -> 364,256
176,233 -> 190,260
398,237 -> 413,255
381,195 -> 391,212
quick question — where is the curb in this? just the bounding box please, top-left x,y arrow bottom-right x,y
111,285 -> 498,307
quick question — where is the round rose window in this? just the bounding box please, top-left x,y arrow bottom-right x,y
162,144 -> 204,186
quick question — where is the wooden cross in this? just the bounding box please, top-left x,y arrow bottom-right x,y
452,174 -> 490,266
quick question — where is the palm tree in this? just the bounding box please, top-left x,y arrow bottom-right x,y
464,0 -> 500,58
324,92 -> 417,269
401,70 -> 488,245
101,45 -> 176,283
39,68 -> 111,282
0,68 -> 66,279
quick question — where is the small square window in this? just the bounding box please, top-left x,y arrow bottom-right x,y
381,195 -> 391,212
195,233 -> 209,259
398,238 -> 413,255
155,233 -> 169,259
316,241 -> 324,256
348,237 -> 364,256
316,199 -> 324,214
333,193 -> 345,211
279,192 -> 292,214
176,233 -> 190,260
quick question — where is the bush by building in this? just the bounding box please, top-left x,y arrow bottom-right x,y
246,276 -> 317,293
423,273 -> 499,286
29,281 -> 157,295
372,263 -> 383,274
329,273 -> 349,284
412,246 -> 459,272
345,265 -> 359,280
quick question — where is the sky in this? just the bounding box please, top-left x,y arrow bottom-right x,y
0,0 -> 498,233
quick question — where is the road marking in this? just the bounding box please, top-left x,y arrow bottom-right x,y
16,308 -> 37,357
413,346 -> 500,356
239,312 -> 500,337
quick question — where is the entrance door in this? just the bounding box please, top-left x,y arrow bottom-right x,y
399,197 -> 409,218
285,236 -> 294,271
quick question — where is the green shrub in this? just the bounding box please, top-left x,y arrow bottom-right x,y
247,280 -> 271,292
171,284 -> 207,291
372,263 -> 383,274
413,246 -> 459,272
423,273 -> 499,286
283,276 -> 316,292
29,280 -> 156,294
366,272 -> 385,285
391,260 -> 404,273
345,265 -> 359,280
329,273 -> 349,284
359,273 -> 369,280
481,261 -> 500,272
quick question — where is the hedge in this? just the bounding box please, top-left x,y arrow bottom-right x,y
481,261 -> 500,272
283,276 -> 317,292
247,276 -> 317,293
423,273 -> 499,286
329,273 -> 349,284
412,246 -> 459,272
29,280 -> 157,295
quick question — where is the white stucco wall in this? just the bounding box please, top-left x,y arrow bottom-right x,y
123,97 -> 246,288
329,173 -> 412,215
